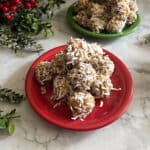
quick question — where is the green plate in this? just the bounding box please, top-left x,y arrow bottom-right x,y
66,3 -> 141,38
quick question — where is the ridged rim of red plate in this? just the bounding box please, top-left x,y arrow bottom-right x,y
25,45 -> 133,131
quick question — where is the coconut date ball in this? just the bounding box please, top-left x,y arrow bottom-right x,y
67,91 -> 95,120
67,62 -> 96,91
35,62 -> 52,85
91,75 -> 113,98
52,75 -> 70,101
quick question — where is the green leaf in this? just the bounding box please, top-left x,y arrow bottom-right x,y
6,109 -> 16,117
0,119 -> 7,129
0,109 -> 20,135
26,14 -> 33,24
42,29 -> 47,38
8,121 -> 15,135
32,23 -> 39,33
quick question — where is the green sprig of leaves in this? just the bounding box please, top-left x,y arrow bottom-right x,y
0,26 -> 43,52
0,88 -> 25,104
0,109 -> 20,135
0,88 -> 25,135
0,0 -> 66,52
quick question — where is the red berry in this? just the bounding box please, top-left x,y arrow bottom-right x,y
10,6 -> 17,11
5,13 -> 14,20
0,4 -> 3,9
3,6 -> 9,12
4,1 -> 10,7
30,0 -> 35,3
24,3 -> 31,9
33,2 -> 38,8
10,13 -> 14,17
13,0 -> 21,5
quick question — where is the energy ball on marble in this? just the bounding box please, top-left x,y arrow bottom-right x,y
34,38 -> 117,120
127,11 -> 137,25
129,0 -> 138,12
88,17 -> 107,33
50,52 -> 66,75
75,0 -> 90,12
65,38 -> 89,67
98,55 -> 115,77
87,3 -> 106,17
74,0 -> 139,33
65,38 -> 104,68
111,2 -> 130,20
66,37 -> 89,51
67,62 -> 96,91
87,42 -> 103,60
87,44 -> 105,69
91,75 -> 113,98
106,17 -> 126,33
52,75 -> 70,101
74,10 -> 89,27
35,61 -> 52,85
67,91 -> 95,120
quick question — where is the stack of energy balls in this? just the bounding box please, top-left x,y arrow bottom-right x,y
74,0 -> 138,33
35,38 -> 115,120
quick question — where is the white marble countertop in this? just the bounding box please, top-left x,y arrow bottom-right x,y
0,0 -> 150,150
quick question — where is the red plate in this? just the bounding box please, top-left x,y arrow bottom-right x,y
25,45 -> 133,131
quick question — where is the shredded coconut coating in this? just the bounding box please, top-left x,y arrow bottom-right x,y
87,43 -> 104,65
88,18 -> 107,33
87,3 -> 106,18
65,39 -> 89,67
67,92 -> 95,120
75,0 -> 90,12
127,11 -> 137,25
52,75 -> 69,101
74,0 -> 138,33
67,62 -> 97,91
67,37 -> 89,51
95,55 -> 115,77
129,0 -> 138,12
65,38 -> 103,67
87,42 -> 103,57
35,38 -> 117,120
35,62 -> 52,85
50,52 -> 66,75
91,75 -> 113,98
106,17 -> 126,33
111,2 -> 130,20
74,11 -> 89,27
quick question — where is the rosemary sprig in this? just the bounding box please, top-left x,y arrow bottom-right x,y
0,88 -> 25,104
0,109 -> 20,135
